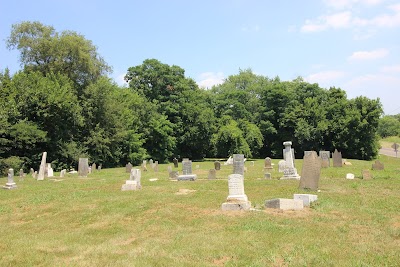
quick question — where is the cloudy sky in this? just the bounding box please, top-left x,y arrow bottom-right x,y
1,0 -> 399,114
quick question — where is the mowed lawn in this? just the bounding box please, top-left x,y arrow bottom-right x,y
1,155 -> 400,266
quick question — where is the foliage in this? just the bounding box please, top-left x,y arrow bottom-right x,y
378,115 -> 400,138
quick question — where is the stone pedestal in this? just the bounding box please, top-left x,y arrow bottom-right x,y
293,194 -> 318,207
121,180 -> 138,191
221,200 -> 251,211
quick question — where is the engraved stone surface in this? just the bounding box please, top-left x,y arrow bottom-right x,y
319,151 -> 330,168
214,161 -> 221,170
264,157 -> 273,169
293,194 -> 318,207
233,154 -> 244,175
178,159 -> 197,181
78,158 -> 89,177
299,151 -> 321,190
332,149 -> 343,167
37,152 -> 47,181
280,142 -> 300,180
208,169 -> 216,179
265,198 -> 304,210
372,160 -> 384,170
226,174 -> 247,202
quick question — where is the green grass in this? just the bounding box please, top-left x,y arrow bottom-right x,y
1,156 -> 400,266
380,136 -> 400,148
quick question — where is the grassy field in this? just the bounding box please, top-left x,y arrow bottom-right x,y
1,155 -> 400,266
380,136 -> 400,149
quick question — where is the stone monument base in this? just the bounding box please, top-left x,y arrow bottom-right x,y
293,194 -> 317,207
3,183 -> 17,190
265,198 -> 303,210
121,180 -> 139,191
221,199 -> 251,211
280,174 -> 301,180
177,174 -> 197,181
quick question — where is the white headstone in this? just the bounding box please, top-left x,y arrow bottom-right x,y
37,152 -> 47,180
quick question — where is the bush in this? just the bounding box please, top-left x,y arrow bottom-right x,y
0,156 -> 25,176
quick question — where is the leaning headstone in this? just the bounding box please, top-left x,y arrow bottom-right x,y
299,151 -> 321,190
332,149 -> 343,167
362,169 -> 372,180
47,163 -> 54,177
60,169 -> 66,178
264,157 -> 273,170
293,194 -> 318,207
78,158 -> 89,177
233,154 -> 245,176
265,198 -> 303,210
372,160 -> 384,170
37,152 -> 47,181
346,173 -> 355,179
173,158 -> 178,168
319,151 -> 330,168
214,161 -> 221,170
278,160 -> 286,173
3,168 -> 17,189
177,159 -> 197,181
221,174 -> 251,211
126,162 -> 132,173
281,141 -> 300,180
208,169 -> 216,179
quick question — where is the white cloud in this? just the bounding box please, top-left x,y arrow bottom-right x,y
114,72 -> 128,86
324,0 -> 384,9
197,72 -> 225,88
301,11 -> 352,32
381,65 -> 400,73
348,48 -> 389,61
305,70 -> 346,85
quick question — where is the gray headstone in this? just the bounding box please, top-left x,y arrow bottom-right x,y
299,151 -> 321,190
264,157 -> 273,169
154,161 -> 159,172
169,171 -> 179,179
319,151 -> 330,168
265,198 -> 303,210
37,152 -> 47,180
372,160 -> 384,170
78,158 -> 89,177
177,159 -> 197,180
91,163 -> 96,172
362,169 -> 372,180
126,162 -> 132,173
173,158 -> 178,168
304,151 -> 313,157
332,149 -> 343,167
208,169 -> 216,179
214,161 -> 221,170
233,154 -> 245,175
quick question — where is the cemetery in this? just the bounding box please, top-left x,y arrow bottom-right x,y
1,151 -> 400,266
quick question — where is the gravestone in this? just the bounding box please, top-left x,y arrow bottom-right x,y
173,158 -> 178,168
60,169 -> 66,178
278,160 -> 286,173
3,168 -> 17,189
233,154 -> 245,176
264,173 -> 271,179
319,151 -> 330,168
88,167 -> 92,174
142,160 -> 147,171
208,169 -> 216,179
92,163 -> 96,172
332,149 -> 343,167
126,162 -> 132,173
221,174 -> 251,211
362,169 -> 372,180
154,161 -> 159,172
37,152 -> 47,181
33,171 -> 37,179
264,157 -> 273,170
177,159 -> 197,181
299,151 -> 321,190
78,158 -> 89,177
265,198 -> 303,210
149,159 -> 153,168
97,165 -> 102,171
293,194 -> 318,207
214,161 -> 221,170
304,151 -> 313,157
30,168 -> 34,176
372,160 -> 384,170
169,171 -> 179,179
121,168 -> 141,191
47,163 -> 54,177
346,173 -> 355,179
280,141 -> 300,180
224,156 -> 233,165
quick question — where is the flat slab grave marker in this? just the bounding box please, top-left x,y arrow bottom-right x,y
293,194 -> 318,207
299,151 -> 321,190
265,198 -> 303,210
332,149 -> 343,167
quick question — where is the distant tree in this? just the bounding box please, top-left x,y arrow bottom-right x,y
378,115 -> 400,138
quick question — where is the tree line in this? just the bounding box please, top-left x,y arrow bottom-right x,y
0,21 -> 383,173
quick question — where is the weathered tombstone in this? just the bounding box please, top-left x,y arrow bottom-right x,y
97,165 -> 102,171
60,169 -> 66,178
37,152 -> 47,181
362,169 -> 372,180
173,158 -> 178,168
233,154 -> 245,176
319,151 -> 330,168
30,168 -> 34,176
19,169 -> 24,179
149,159 -> 153,167
293,194 -> 318,207
126,162 -> 132,173
78,158 -> 89,177
169,171 -> 179,179
122,168 -> 141,191
47,163 -> 54,177
278,160 -> 286,173
3,168 -> 17,189
154,161 -> 159,172
264,157 -> 273,170
224,156 -> 233,165
265,198 -> 303,210
208,169 -> 217,179
299,151 -> 321,190
33,171 -> 37,179
177,159 -> 197,181
221,174 -> 251,211
304,151 -> 313,157
280,141 -> 300,180
332,149 -> 343,167
214,161 -> 221,170
346,173 -> 355,179
372,160 -> 384,170
91,163 -> 96,172
264,173 -> 271,179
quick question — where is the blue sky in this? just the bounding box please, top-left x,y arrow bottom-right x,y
1,0 -> 399,114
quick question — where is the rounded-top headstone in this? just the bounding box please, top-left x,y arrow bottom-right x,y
283,141 -> 292,146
